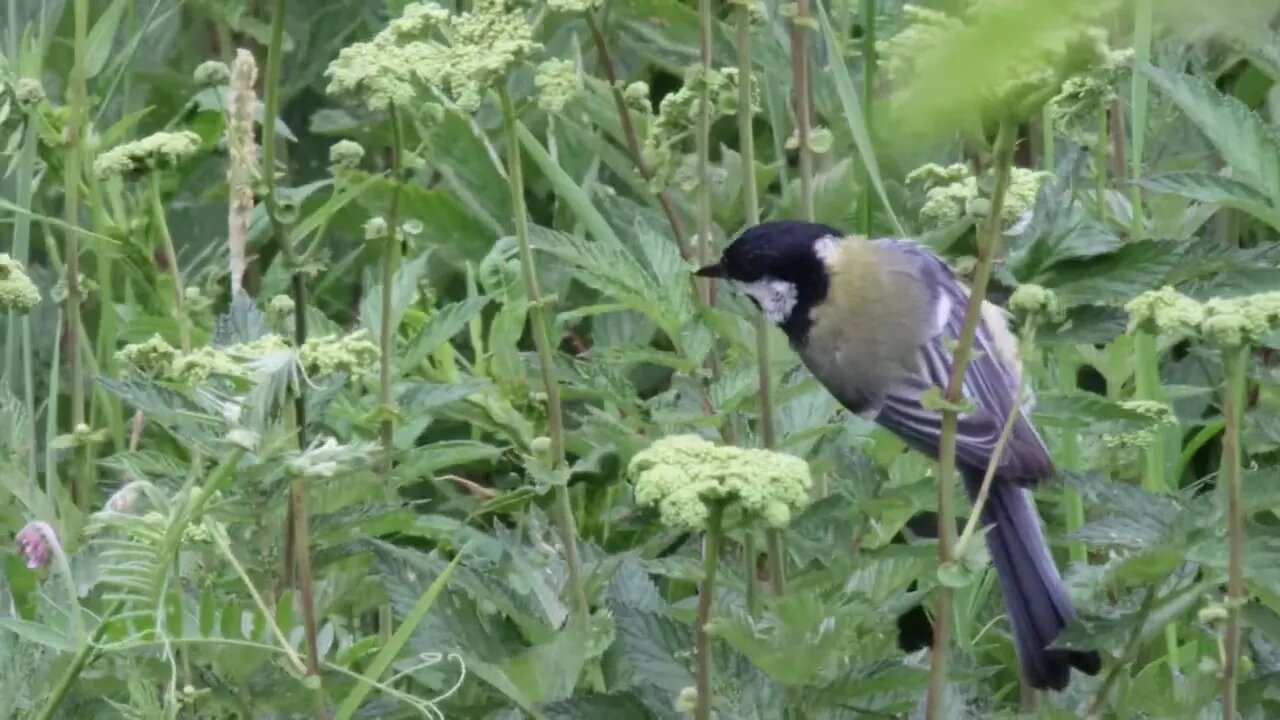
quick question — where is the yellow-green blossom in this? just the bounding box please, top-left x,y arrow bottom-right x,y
909,161 -> 1048,229
1048,45 -> 1133,146
299,329 -> 380,376
364,216 -> 389,241
642,66 -> 759,189
1008,283 -> 1062,322
1124,286 -> 1206,336
534,59 -> 581,113
628,434 -> 812,530
14,78 -> 45,109
324,0 -> 541,114
1199,295 -> 1280,348
267,294 -> 296,318
546,0 -> 603,11
329,139 -> 365,170
622,81 -> 651,114
94,131 -> 203,180
116,334 -> 180,377
193,60 -> 231,86
0,254 -> 41,313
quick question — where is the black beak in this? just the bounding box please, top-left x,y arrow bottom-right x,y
694,262 -> 725,278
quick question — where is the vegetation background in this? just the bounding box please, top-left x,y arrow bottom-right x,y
2,0 -> 1280,717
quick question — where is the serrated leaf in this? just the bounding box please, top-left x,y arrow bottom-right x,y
0,619 -> 76,652
1139,61 -> 1280,199
402,297 -> 490,368
544,691 -> 656,720
1141,172 -> 1280,231
360,250 -> 433,341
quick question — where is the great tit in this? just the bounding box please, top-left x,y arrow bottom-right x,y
696,219 -> 1101,691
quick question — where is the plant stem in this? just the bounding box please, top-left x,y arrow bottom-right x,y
260,0 -> 321,685
695,505 -> 724,720
1086,585 -> 1158,719
1056,351 -> 1086,565
149,176 -> 191,352
858,0 -> 876,234
1041,104 -> 1056,171
1221,343 -> 1248,720
1134,329 -> 1181,671
583,13 -> 690,258
65,0 -> 89,508
791,0 -> 814,221
499,86 -> 589,620
925,120 -> 1018,720
1130,0 -> 1152,241
737,1 -> 772,611
34,599 -> 127,720
378,105 -> 405,478
1093,106 -> 1108,220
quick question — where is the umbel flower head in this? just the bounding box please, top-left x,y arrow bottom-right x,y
324,0 -> 540,114
628,434 -> 812,531
906,162 -> 1049,230
1126,286 -> 1280,348
0,254 -> 41,313
94,130 -> 203,180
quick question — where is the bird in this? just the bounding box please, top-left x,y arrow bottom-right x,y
694,219 -> 1102,691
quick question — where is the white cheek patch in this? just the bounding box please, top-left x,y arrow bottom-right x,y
736,278 -> 799,324
813,235 -> 842,267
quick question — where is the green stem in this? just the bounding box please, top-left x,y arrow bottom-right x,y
149,176 -> 191,352
1086,585 -> 1158,718
261,0 -> 321,686
791,0 -> 814,221
378,105 -> 405,478
1093,105 -> 1108,220
736,2 -> 771,611
1134,330 -> 1180,671
38,447 -> 246,718
695,506 -> 724,720
1041,104 -> 1056,171
1221,343 -> 1248,720
34,599 -> 127,720
8,101 -> 39,489
65,0 -> 89,508
499,86 -> 588,620
744,531 -> 758,616
1130,0 -> 1152,241
583,13 -> 690,259
858,0 -> 876,234
1056,351 -> 1086,565
925,120 -> 1017,720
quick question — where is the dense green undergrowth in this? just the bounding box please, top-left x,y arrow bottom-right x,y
3,0 -> 1280,718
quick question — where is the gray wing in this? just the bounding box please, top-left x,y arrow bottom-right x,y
870,238 -> 1053,484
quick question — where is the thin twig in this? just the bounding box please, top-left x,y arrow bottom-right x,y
584,13 -> 690,258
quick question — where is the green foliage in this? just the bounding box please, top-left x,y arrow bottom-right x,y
3,0 -> 1280,717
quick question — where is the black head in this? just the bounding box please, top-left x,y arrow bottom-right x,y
695,220 -> 844,344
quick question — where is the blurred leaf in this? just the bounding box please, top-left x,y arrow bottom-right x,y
1141,172 -> 1280,230
1139,61 -> 1280,199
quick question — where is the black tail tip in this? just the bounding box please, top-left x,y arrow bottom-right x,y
1028,648 -> 1103,691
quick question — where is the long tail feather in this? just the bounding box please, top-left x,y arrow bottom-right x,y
963,469 -> 1101,690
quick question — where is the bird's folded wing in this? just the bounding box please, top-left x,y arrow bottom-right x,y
871,239 -> 1054,484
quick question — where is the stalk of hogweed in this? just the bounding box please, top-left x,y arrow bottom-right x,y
6,80 -> 42,488
734,0 -> 772,613
925,119 -> 1017,720
259,0 -> 323,689
64,0 -> 90,507
628,436 -> 811,720
790,0 -> 815,221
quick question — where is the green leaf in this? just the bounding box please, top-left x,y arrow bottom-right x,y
333,544 -> 464,720
360,250 -> 432,342
84,0 -> 129,79
1141,172 -> 1280,230
516,121 -> 625,249
0,618 -> 77,653
401,297 -> 491,368
1138,61 -> 1280,199
814,1 -> 906,236
544,692 -> 656,720
398,440 -> 503,476
606,606 -> 695,694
